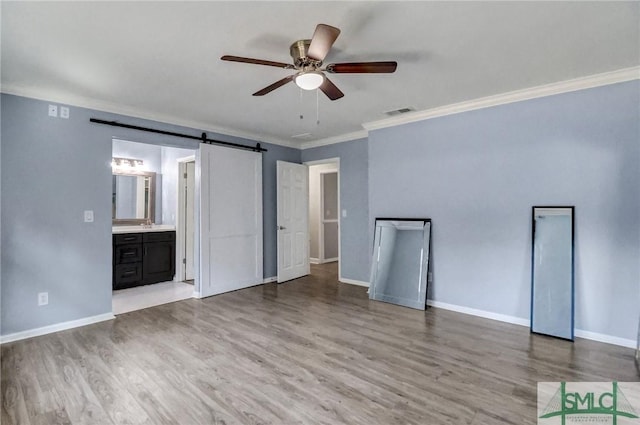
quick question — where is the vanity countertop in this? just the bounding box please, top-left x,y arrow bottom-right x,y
112,225 -> 176,234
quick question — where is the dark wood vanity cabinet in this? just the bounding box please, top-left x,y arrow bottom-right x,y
141,232 -> 176,285
113,231 -> 176,290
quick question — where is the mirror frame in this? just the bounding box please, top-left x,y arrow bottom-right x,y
530,206 -> 575,341
369,217 -> 432,310
112,170 -> 156,225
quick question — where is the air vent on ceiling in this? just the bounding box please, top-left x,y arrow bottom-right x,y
291,132 -> 313,139
384,107 -> 414,117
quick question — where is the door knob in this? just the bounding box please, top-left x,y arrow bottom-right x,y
277,225 -> 286,230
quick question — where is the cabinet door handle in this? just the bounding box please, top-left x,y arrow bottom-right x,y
123,236 -> 137,241
122,252 -> 136,257
123,271 -> 136,276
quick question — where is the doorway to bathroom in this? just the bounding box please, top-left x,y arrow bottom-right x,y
111,138 -> 197,315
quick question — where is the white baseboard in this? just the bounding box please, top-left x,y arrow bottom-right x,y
339,277 -> 370,287
263,276 -> 277,283
427,300 -> 530,327
0,313 -> 116,344
311,258 -> 338,265
426,300 -> 636,349
574,329 -> 636,349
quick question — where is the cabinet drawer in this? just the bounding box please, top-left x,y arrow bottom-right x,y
114,244 -> 143,264
114,263 -> 143,289
143,231 -> 176,243
114,233 -> 142,245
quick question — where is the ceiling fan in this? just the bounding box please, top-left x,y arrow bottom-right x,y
221,24 -> 397,101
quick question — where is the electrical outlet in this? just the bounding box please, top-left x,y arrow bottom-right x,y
60,106 -> 69,119
38,292 -> 48,306
48,104 -> 58,117
84,210 -> 94,222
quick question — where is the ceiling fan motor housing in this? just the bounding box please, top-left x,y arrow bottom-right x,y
290,39 -> 322,69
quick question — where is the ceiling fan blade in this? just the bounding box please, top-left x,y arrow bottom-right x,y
307,24 -> 341,61
253,75 -> 296,96
221,55 -> 293,69
319,76 -> 344,101
325,61 -> 398,73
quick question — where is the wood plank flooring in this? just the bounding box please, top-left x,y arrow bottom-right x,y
2,263 -> 638,424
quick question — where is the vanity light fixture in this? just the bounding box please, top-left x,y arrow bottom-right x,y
111,157 -> 144,170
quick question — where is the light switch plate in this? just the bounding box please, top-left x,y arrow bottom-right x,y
60,106 -> 69,119
48,104 -> 58,117
84,210 -> 94,222
342,209 -> 347,218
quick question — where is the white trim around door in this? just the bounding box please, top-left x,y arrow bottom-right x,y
176,155 -> 196,286
304,158 -> 341,279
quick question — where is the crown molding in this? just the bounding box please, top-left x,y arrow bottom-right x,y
363,66 -> 640,132
299,129 -> 368,150
5,66 -> 638,151
0,84 -> 300,149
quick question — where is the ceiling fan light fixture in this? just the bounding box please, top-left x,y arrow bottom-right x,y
295,71 -> 324,90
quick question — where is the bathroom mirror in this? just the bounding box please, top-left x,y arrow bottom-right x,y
531,206 -> 574,340
369,218 -> 431,310
112,171 -> 156,225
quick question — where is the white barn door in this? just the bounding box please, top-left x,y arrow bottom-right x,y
199,144 -> 263,297
277,161 -> 309,282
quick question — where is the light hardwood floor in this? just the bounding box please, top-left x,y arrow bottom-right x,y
2,263 -> 638,424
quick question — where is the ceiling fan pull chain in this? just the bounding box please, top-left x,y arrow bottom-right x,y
316,88 -> 320,126
299,89 -> 304,120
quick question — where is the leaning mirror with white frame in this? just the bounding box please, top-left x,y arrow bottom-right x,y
369,218 -> 431,310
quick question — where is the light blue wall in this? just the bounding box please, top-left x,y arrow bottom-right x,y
368,81 -> 640,341
0,93 -> 299,335
160,145 -> 197,225
1,95 -> 114,335
301,139 -> 370,282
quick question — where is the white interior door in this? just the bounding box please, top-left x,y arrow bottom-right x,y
185,161 -> 195,280
199,144 -> 263,297
277,161 -> 309,282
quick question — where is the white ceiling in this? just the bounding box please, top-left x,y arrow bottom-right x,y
2,2 -> 638,147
